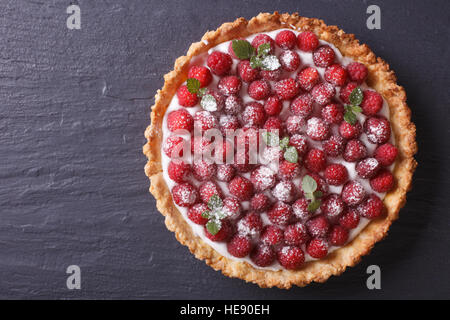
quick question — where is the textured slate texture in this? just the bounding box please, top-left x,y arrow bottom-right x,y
0,0 -> 449,299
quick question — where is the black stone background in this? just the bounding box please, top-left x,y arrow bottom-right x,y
0,0 -> 449,299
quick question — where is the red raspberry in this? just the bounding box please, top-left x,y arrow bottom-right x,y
292,198 -> 310,221
222,197 -> 241,219
339,82 -> 358,104
234,148 -> 256,173
364,116 -> 391,144
227,235 -> 252,258
250,193 -> 271,212
308,173 -> 329,195
290,93 -> 313,117
193,110 -> 217,132
204,88 -> 225,112
242,102 -> 266,127
250,166 -> 276,192
275,30 -> 297,49
321,103 -> 344,124
214,138 -> 236,163
313,45 -> 335,68
262,146 -> 284,164
343,139 -> 367,162
358,194 -> 385,219
228,38 -> 249,59
250,244 -> 276,267
278,246 -> 305,270
284,222 -> 309,246
329,225 -> 349,246
228,176 -> 254,200
167,109 -> 194,132
306,117 -> 329,141
224,95 -> 243,115
342,181 -> 366,206
216,164 -> 235,182
260,225 -> 284,246
204,220 -> 233,242
237,212 -> 263,236
322,135 -> 345,157
356,158 -> 381,179
374,143 -> 398,166
207,51 -> 232,76
324,64 -> 348,86
193,160 -> 216,181
286,115 -> 306,134
267,201 -> 293,226
188,65 -> 212,87
339,208 -> 360,229
279,50 -> 301,72
311,82 -> 336,106
339,121 -> 362,140
168,160 -> 191,183
264,95 -> 282,116
370,169 -> 394,193
263,116 -> 283,133
361,90 -> 383,116
304,148 -> 327,173
296,67 -> 320,91
272,181 -> 296,203
290,134 -> 308,156
218,75 -> 242,96
306,238 -> 329,258
172,182 -> 198,207
176,85 -> 198,107
260,68 -> 282,81
251,34 -> 275,53
187,203 -> 209,225
191,136 -> 211,155
297,31 -> 319,52
324,163 -> 348,186
321,194 -> 345,222
306,215 -> 330,238
237,60 -> 260,83
199,181 -> 222,204
274,78 -> 300,100
248,79 -> 271,101
279,160 -> 300,181
346,62 -> 368,84
163,135 -> 185,158
219,114 -> 240,135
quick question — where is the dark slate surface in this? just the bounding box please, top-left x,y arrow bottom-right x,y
0,0 -> 449,299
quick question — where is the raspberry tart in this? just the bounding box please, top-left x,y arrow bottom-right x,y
143,12 -> 417,288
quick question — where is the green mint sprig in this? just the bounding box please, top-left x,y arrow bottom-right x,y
201,194 -> 227,235
186,78 -> 218,111
262,133 -> 298,164
231,40 -> 281,71
302,175 -> 323,212
343,87 -> 364,125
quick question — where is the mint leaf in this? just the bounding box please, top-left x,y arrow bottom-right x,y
250,56 -> 262,69
206,220 -> 221,235
198,87 -> 207,97
262,132 -> 279,147
200,94 -> 218,111
201,211 -> 211,219
207,194 -> 222,210
349,87 -> 363,106
302,175 -> 317,194
308,199 -> 321,212
313,190 -> 323,198
257,43 -> 271,56
284,146 -> 298,163
344,110 -> 357,125
186,78 -> 200,94
350,105 -> 362,113
232,40 -> 255,60
279,137 -> 289,150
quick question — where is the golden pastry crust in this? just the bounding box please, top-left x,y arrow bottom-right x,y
143,12 -> 417,288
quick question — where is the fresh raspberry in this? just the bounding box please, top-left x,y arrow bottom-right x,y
304,148 -> 327,173
168,160 -> 191,183
284,222 -> 309,246
204,89 -> 225,112
172,182 -> 198,207
339,208 -> 360,229
250,244 -> 276,267
306,117 -> 330,141
329,225 -> 349,246
341,181 -> 366,206
297,31 -> 319,52
279,160 -> 300,180
357,194 -> 385,219
321,194 -> 345,222
260,68 -> 282,81
286,115 -> 306,134
278,246 -> 305,270
307,173 -> 329,196
199,181 -> 222,204
275,30 -> 297,49
242,102 -> 266,127
214,137 -> 234,163
356,158 -> 380,179
233,149 -> 255,173
237,60 -> 260,83
224,95 -> 243,115
218,75 -> 242,96
274,78 -> 300,100
263,116 -> 283,133
250,166 -> 276,192
222,197 -> 241,219
311,82 -> 336,106
228,176 -> 254,200
306,238 -> 329,258
228,38 -> 249,59
219,114 -> 240,135
163,135 -> 185,158
190,136 -> 211,155
262,146 -> 284,163
324,163 -> 348,186
361,90 -> 383,116
176,85 -> 198,107
250,193 -> 271,212
188,65 -> 212,87
204,219 -> 233,242
290,93 -> 313,117
193,160 -> 216,181
370,169 -> 394,193
267,201 -> 293,226
251,34 -> 275,53
296,67 -> 320,91
346,62 -> 368,84
207,51 -> 232,76
194,110 -> 217,132
248,79 -> 271,101
306,215 -> 330,238
187,203 -> 209,225
364,116 -> 391,144
227,235 -> 252,258
167,109 -> 194,132
272,180 -> 296,203
292,198 -> 311,221
260,225 -> 284,246
289,134 -> 308,156
313,45 -> 336,68
321,103 -> 344,124
216,164 -> 235,182
279,50 -> 301,72
324,64 -> 348,86
374,143 -> 398,166
339,82 -> 358,104
339,121 -> 362,140
322,135 -> 345,157
264,95 -> 282,116
343,139 -> 367,162
237,212 -> 263,236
